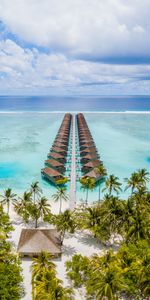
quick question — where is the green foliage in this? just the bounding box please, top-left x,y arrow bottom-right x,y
95,164 -> 107,201
66,241 -> 150,299
13,189 -> 51,228
103,174 -> 122,196
31,251 -> 73,300
0,188 -> 17,215
80,176 -> 96,204
52,209 -> 76,245
0,206 -> 24,300
66,254 -> 90,287
52,187 -> 69,214
56,176 -> 68,186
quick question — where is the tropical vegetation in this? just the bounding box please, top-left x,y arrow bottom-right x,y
0,205 -> 24,300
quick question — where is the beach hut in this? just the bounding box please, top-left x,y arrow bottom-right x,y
17,229 -> 61,257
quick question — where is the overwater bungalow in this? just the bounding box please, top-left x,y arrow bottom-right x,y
81,153 -> 99,164
83,170 -> 101,182
80,147 -> 98,156
51,146 -> 67,156
42,113 -> 72,185
48,151 -> 66,163
45,158 -> 66,173
41,167 -> 65,184
82,160 -> 102,173
80,142 -> 95,150
56,134 -> 69,141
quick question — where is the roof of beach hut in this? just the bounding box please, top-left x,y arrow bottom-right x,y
17,229 -> 61,257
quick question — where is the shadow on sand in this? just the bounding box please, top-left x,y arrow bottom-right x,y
62,244 -> 77,257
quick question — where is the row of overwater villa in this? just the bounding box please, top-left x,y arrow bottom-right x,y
41,113 -> 72,184
41,113 -> 102,186
77,113 -> 102,182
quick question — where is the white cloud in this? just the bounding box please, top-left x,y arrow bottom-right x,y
0,0 -> 150,59
0,39 -> 150,94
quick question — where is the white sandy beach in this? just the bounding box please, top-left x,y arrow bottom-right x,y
7,200 -> 105,300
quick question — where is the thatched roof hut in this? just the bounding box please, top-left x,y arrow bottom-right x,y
17,229 -> 61,257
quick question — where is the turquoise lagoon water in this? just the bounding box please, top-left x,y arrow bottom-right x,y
0,112 -> 150,202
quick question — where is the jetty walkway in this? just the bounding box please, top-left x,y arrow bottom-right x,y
41,113 -> 103,209
69,114 -> 76,210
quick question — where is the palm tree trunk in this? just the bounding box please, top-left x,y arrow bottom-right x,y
34,192 -> 35,204
85,188 -> 88,205
131,187 -> 134,195
7,201 -> 9,215
59,197 -> 62,214
98,184 -> 101,202
35,218 -> 38,228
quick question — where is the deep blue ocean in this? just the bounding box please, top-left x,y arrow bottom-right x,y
0,95 -> 150,111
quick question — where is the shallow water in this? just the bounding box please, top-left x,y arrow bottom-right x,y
0,112 -> 150,202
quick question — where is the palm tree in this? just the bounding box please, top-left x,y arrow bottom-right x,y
31,251 -> 56,300
80,177 -> 96,205
137,168 -> 149,186
29,203 -> 41,228
124,172 -> 142,195
103,175 -> 122,196
52,187 -> 69,214
0,188 -> 17,215
95,165 -> 107,201
53,209 -> 76,245
37,196 -> 51,221
35,271 -> 73,300
30,181 -> 42,203
102,195 -> 126,240
93,266 -> 124,300
125,206 -> 150,243
85,206 -> 101,238
14,191 -> 32,223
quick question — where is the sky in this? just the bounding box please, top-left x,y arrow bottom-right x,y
0,0 -> 150,95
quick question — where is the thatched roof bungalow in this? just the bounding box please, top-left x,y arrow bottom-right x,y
51,146 -> 67,156
41,167 -> 64,183
45,159 -> 66,173
48,151 -> 66,163
82,160 -> 102,173
17,229 -> 61,257
83,170 -> 101,182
